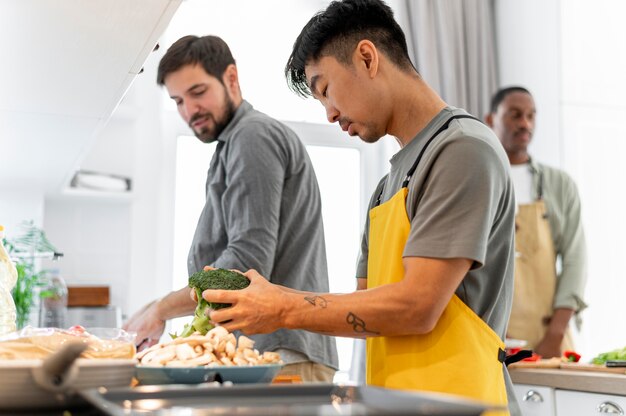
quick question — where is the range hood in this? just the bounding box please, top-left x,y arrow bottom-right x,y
0,0 -> 181,194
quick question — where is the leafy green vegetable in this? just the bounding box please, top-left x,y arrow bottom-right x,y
591,346 -> 626,365
177,269 -> 250,338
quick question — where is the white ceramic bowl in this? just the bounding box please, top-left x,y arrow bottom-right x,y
0,358 -> 136,410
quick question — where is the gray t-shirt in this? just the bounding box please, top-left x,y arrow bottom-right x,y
188,100 -> 338,370
356,107 -> 519,414
357,107 -> 515,337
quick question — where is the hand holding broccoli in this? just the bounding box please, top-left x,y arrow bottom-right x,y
177,268 -> 250,338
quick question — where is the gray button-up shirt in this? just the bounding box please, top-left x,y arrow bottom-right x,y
188,100 -> 338,369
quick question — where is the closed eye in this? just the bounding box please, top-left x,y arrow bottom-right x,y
190,87 -> 206,97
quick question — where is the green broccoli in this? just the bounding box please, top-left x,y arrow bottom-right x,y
177,268 -> 250,337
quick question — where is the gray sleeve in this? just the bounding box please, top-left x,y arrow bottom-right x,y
355,176 -> 388,278
553,176 -> 588,312
211,122 -> 285,279
403,138 -> 508,266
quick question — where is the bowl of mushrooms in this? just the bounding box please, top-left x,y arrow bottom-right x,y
135,326 -> 283,385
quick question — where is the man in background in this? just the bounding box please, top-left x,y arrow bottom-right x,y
486,86 -> 587,358
123,35 -> 338,382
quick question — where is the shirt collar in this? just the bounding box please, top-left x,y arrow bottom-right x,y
216,99 -> 253,143
389,107 -> 455,169
527,155 -> 541,174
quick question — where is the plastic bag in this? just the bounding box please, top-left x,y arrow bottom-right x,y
0,325 -> 136,360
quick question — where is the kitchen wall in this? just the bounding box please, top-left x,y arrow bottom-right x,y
497,0 -> 626,358
495,0 -> 561,168
0,192 -> 45,237
41,47 -> 178,319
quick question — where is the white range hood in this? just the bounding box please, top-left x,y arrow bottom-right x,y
0,0 -> 181,194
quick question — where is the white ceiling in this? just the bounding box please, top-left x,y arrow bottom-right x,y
0,0 -> 181,193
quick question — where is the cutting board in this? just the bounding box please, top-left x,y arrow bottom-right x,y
559,362 -> 626,374
509,359 -> 626,374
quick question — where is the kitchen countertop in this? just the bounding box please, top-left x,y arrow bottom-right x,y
509,368 -> 626,395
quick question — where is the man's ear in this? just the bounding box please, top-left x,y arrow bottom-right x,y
222,64 -> 239,92
484,112 -> 494,128
354,40 -> 379,78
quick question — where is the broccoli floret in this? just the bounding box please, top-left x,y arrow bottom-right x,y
177,268 -> 250,337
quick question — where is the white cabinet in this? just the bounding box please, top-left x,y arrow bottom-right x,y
513,384 -> 556,416
556,390 -> 626,415
513,384 -> 626,416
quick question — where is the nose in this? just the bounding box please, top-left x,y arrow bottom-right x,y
181,100 -> 200,122
325,104 -> 339,124
519,115 -> 533,130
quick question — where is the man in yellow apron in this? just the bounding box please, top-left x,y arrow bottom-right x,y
201,1 -> 519,414
486,87 -> 587,358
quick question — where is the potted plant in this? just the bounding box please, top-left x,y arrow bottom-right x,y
2,221 -> 62,329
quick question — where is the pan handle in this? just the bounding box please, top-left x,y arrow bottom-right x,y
32,342 -> 87,392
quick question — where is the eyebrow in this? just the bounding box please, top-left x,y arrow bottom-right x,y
507,107 -> 536,114
309,75 -> 321,98
169,83 -> 206,100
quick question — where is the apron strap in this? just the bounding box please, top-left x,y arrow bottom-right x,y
402,115 -> 482,188
503,349 -> 533,366
375,114 -> 482,206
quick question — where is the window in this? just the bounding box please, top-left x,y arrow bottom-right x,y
305,145 -> 361,382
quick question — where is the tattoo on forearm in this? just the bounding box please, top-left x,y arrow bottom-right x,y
304,295 -> 328,308
346,312 -> 379,335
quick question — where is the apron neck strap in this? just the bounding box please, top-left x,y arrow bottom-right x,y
375,114 -> 482,206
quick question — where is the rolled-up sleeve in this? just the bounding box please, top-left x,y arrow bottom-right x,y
552,175 -> 588,312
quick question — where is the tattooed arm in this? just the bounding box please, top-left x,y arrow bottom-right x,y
203,256 -> 472,338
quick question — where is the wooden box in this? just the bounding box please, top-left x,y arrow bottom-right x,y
67,286 -> 110,307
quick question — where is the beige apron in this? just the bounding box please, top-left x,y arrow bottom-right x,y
507,199 -> 573,351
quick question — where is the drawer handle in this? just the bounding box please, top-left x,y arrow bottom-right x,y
522,390 -> 544,403
598,401 -> 624,415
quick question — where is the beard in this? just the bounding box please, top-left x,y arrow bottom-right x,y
189,90 -> 236,144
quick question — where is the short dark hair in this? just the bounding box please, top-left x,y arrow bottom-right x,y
157,35 -> 236,86
489,86 -> 532,113
285,0 -> 414,97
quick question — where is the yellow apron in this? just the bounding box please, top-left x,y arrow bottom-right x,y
507,199 -> 573,351
365,114 -> 509,412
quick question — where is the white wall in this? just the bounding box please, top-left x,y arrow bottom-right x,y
41,45 -> 179,320
0,192 -> 44,238
497,0 -> 626,359
495,0 -> 562,168
559,0 -> 626,359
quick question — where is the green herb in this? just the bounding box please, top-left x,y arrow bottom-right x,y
3,221 -> 59,329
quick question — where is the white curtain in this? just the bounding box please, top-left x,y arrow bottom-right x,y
404,0 -> 498,118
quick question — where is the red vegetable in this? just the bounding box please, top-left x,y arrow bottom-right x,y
506,347 -> 542,362
564,350 -> 581,362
